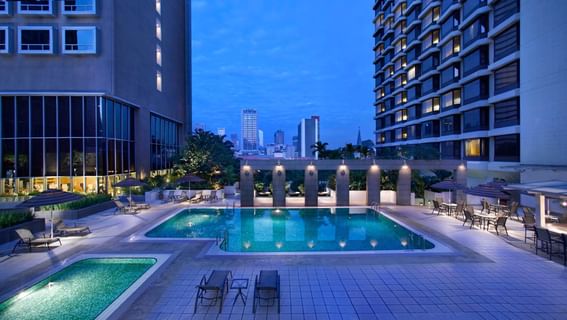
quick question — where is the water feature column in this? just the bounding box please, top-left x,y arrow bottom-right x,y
336,163 -> 350,206
397,162 -> 411,205
272,163 -> 286,207
366,164 -> 381,205
240,165 -> 254,207
304,164 -> 318,207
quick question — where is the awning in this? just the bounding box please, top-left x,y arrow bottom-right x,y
504,180 -> 567,198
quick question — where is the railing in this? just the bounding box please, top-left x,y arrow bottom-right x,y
216,229 -> 228,250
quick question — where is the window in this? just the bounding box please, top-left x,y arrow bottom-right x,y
421,120 -> 439,138
394,20 -> 406,38
408,105 -> 420,121
463,0 -> 487,20
62,27 -> 96,54
421,97 -> 440,115
441,89 -> 461,109
422,30 -> 440,51
395,91 -> 407,106
494,24 -> 519,61
465,138 -> 488,160
441,36 -> 460,61
407,124 -> 420,140
156,0 -> 161,15
441,141 -> 461,160
408,65 -> 419,81
440,63 -> 460,86
463,15 -> 488,47
62,0 -> 96,14
494,134 -> 520,162
156,71 -> 162,92
18,0 -> 52,14
494,0 -> 519,27
421,54 -> 439,74
18,27 -> 53,54
422,7 -> 440,29
395,109 -> 408,123
440,12 -> 459,38
494,61 -> 519,94
441,115 -> 461,135
421,75 -> 439,95
406,25 -> 421,44
394,56 -> 406,72
406,46 -> 421,61
407,85 -> 421,101
156,19 -> 162,40
0,1 -> 7,14
0,27 -> 8,53
150,114 -> 180,171
463,77 -> 489,104
463,46 -> 489,76
494,98 -> 520,128
463,107 -> 489,132
394,38 -> 406,53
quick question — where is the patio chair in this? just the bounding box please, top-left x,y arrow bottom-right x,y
202,190 -> 212,201
210,190 -> 217,201
193,270 -> 232,314
253,270 -> 280,314
522,213 -> 536,243
190,192 -> 203,203
12,228 -> 62,253
132,201 -> 151,210
454,203 -> 465,219
113,200 -> 131,214
431,200 -> 448,216
486,216 -> 508,236
463,207 -> 482,229
481,199 -> 491,213
534,227 -> 565,261
174,190 -> 188,203
505,201 -> 520,220
54,219 -> 91,236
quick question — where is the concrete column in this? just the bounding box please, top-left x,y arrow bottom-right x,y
454,164 -> 467,204
272,164 -> 286,207
397,163 -> 411,205
535,193 -> 546,227
304,164 -> 318,207
336,164 -> 350,206
366,164 -> 381,205
240,165 -> 254,207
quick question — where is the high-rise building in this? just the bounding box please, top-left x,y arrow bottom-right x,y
274,130 -> 285,145
0,0 -> 189,195
217,128 -> 226,137
258,129 -> 264,148
372,0 -> 567,184
241,109 -> 258,153
230,133 -> 239,150
297,116 -> 320,159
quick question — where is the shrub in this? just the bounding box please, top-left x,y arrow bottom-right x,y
0,210 -> 34,229
40,194 -> 112,211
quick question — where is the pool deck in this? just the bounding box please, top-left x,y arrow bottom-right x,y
1,200 -> 567,320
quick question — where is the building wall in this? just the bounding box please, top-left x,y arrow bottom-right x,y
520,0 -> 567,169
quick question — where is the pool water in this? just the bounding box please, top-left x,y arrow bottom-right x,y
146,208 -> 435,252
0,258 -> 156,320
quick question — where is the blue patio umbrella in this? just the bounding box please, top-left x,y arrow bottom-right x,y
464,183 -> 511,201
430,180 -> 466,191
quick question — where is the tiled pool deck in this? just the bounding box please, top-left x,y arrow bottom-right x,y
1,201 -> 566,320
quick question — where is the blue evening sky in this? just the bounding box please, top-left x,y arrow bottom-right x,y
191,0 -> 374,148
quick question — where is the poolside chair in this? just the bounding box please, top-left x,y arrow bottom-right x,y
190,192 -> 203,203
174,190 -> 188,203
54,219 -> 91,236
463,207 -> 482,229
193,270 -> 232,314
534,227 -> 565,261
113,199 -> 137,214
454,203 -> 465,219
202,190 -> 212,201
318,187 -> 330,197
132,201 -> 151,210
522,213 -> 536,243
253,270 -> 280,314
12,228 -> 62,253
431,200 -> 448,216
504,201 -> 520,220
486,216 -> 508,236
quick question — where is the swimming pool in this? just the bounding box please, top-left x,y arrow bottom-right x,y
0,257 -> 157,320
146,208 -> 435,252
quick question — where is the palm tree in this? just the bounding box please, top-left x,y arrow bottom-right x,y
343,143 -> 356,159
311,141 -> 328,159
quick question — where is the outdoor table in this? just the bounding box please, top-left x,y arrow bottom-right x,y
231,278 -> 249,306
473,212 -> 498,230
442,203 -> 458,216
546,215 -> 560,223
489,203 -> 508,213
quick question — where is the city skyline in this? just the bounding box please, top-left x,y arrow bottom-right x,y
191,0 -> 374,148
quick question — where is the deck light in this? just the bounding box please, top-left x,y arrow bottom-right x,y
370,239 -> 378,248
275,242 -> 283,249
401,239 -> 408,247
339,240 -> 346,248
243,241 -> 251,249
307,240 -> 315,249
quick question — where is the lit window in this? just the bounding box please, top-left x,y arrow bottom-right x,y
408,66 -> 416,80
156,45 -> 162,66
421,97 -> 440,114
62,0 -> 96,15
0,1 -> 8,14
156,71 -> 162,92
465,139 -> 481,157
62,27 -> 96,54
18,0 -> 52,14
156,0 -> 161,15
0,27 -> 8,53
18,26 -> 53,54
156,19 -> 162,40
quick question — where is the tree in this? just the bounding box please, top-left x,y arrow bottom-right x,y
311,141 -> 329,159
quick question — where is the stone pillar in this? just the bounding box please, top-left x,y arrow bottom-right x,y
535,193 -> 546,228
240,165 -> 254,207
272,164 -> 286,207
366,164 -> 381,205
397,163 -> 411,205
454,164 -> 467,204
304,164 -> 318,207
336,164 -> 350,206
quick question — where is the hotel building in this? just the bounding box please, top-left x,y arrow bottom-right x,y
241,109 -> 258,154
373,0 -> 567,184
297,116 -> 320,159
0,0 -> 189,195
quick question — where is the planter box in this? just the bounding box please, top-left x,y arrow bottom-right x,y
34,201 -> 115,220
0,218 -> 45,245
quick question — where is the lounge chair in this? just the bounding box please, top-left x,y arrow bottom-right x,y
253,270 -> 280,314
318,188 -> 330,197
12,228 -> 62,253
174,190 -> 188,203
194,270 -> 232,314
190,192 -> 203,203
132,201 -> 151,210
287,189 -> 301,197
54,219 -> 91,236
486,216 -> 508,236
113,200 -> 137,214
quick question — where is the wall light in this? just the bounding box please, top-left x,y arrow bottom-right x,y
243,165 -> 251,177
307,164 -> 315,176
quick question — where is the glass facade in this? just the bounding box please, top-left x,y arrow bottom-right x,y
0,95 -> 135,195
150,113 -> 180,172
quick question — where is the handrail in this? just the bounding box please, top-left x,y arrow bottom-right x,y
216,229 -> 229,250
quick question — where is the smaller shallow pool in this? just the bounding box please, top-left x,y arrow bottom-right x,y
0,257 -> 156,320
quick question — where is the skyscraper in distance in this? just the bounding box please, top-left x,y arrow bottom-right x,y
274,130 -> 285,145
241,109 -> 258,153
217,128 -> 226,137
297,116 -> 320,159
258,129 -> 264,147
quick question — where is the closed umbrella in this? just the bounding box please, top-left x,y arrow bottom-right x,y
18,190 -> 84,238
113,178 -> 147,207
176,174 -> 205,198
